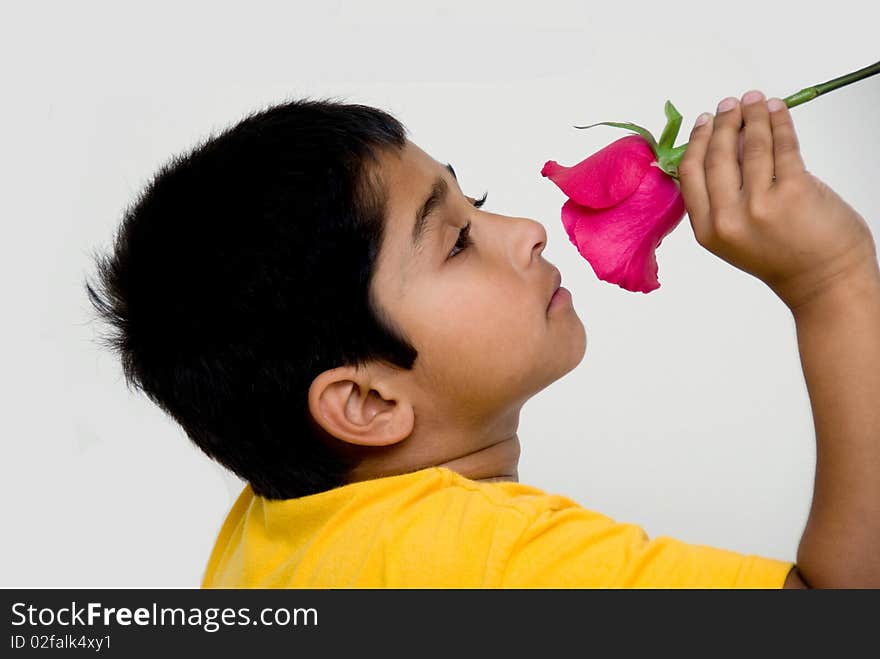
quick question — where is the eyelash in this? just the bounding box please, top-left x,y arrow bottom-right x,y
449,191 -> 488,259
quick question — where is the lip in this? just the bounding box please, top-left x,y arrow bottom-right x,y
546,269 -> 562,309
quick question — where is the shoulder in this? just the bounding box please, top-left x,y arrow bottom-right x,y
360,466 -> 607,545
414,467 -> 600,521
362,468 -> 604,586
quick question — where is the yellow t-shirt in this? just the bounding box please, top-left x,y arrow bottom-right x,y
201,466 -> 792,588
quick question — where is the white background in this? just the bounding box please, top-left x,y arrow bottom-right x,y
2,0 -> 878,586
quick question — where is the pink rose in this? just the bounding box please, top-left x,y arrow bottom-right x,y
541,61 -> 880,292
541,134 -> 686,294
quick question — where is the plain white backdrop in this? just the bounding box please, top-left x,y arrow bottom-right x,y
2,0 -> 878,586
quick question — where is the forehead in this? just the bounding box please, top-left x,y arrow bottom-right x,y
375,140 -> 448,269
379,139 -> 441,203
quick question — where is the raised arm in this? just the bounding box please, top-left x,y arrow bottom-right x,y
678,89 -> 880,587
787,262 -> 880,587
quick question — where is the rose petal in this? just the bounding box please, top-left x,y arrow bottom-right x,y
541,135 -> 656,209
560,166 -> 686,293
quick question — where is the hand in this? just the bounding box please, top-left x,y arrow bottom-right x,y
678,90 -> 878,311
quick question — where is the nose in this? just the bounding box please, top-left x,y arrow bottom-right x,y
525,217 -> 547,265
484,211 -> 548,267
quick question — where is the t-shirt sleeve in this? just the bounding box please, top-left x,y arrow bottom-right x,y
500,504 -> 793,588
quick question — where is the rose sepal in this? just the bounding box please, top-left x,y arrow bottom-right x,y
573,100 -> 687,180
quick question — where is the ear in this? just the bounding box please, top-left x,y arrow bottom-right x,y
307,365 -> 414,448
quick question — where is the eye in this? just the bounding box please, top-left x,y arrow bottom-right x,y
449,221 -> 472,259
448,191 -> 488,259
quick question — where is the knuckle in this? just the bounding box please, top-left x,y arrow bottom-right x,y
779,172 -> 810,196
694,225 -> 716,248
703,145 -> 725,170
785,176 -> 821,212
713,212 -> 743,242
742,137 -> 770,159
770,111 -> 795,129
746,194 -> 771,220
774,135 -> 801,154
772,183 -> 802,215
677,158 -> 700,178
704,153 -> 726,174
718,112 -> 742,130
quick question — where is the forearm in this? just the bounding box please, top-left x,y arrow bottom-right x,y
791,262 -> 880,587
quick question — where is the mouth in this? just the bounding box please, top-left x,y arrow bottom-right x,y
546,268 -> 562,310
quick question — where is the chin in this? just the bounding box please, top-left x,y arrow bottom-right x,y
532,329 -> 587,393
576,322 -> 588,361
561,320 -> 588,374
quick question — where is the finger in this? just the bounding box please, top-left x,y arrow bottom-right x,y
739,90 -> 775,193
677,112 -> 714,240
705,96 -> 744,208
767,97 -> 806,181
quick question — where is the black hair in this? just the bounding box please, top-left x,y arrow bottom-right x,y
84,96 -> 418,500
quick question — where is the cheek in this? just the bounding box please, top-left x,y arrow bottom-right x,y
426,298 -> 543,374
406,275 -> 546,367
407,292 -> 555,409
438,278 -> 524,322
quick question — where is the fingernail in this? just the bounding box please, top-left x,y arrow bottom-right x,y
742,90 -> 764,105
767,97 -> 786,112
717,97 -> 737,113
694,112 -> 711,128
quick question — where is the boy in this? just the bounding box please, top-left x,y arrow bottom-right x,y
86,90 -> 880,588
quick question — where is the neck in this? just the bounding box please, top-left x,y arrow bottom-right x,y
436,433 -> 520,482
342,405 -> 524,485
343,431 -> 521,485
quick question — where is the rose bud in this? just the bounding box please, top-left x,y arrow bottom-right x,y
541,101 -> 689,293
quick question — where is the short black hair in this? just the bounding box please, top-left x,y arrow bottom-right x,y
85,96 -> 418,500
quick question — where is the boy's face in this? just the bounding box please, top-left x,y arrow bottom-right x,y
312,139 -> 587,482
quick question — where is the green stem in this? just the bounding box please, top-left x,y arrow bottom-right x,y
783,59 -> 880,108
668,59 -> 880,175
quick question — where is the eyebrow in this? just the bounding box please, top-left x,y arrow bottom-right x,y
411,163 -> 460,250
